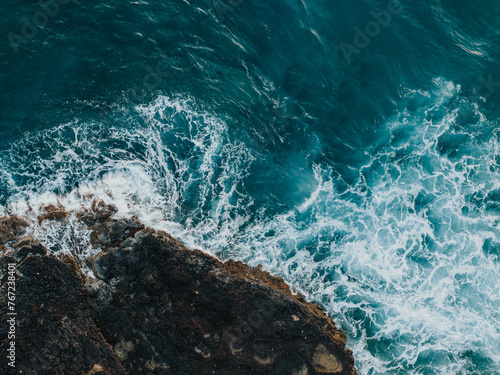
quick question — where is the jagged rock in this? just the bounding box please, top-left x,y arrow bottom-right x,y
37,204 -> 68,224
0,216 -> 29,244
77,200 -> 118,227
0,214 -> 356,375
0,242 -> 127,375
89,216 -> 144,249
12,237 -> 47,261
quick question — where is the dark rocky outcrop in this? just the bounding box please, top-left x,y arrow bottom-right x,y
77,200 -> 118,227
37,204 -> 68,224
0,205 -> 356,374
0,215 -> 29,249
0,237 -> 127,375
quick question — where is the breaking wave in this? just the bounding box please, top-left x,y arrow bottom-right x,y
1,81 -> 499,374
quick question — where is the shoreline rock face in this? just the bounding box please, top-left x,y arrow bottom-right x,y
0,204 -> 356,374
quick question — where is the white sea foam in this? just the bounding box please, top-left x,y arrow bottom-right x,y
0,95 -> 254,262
0,84 -> 499,374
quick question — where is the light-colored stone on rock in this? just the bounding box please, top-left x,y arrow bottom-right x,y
293,363 -> 309,375
87,364 -> 104,375
114,340 -> 135,361
312,344 -> 343,373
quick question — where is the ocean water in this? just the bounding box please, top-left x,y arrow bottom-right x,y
1,0 -> 500,373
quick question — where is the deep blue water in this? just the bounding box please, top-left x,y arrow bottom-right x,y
1,0 -> 500,373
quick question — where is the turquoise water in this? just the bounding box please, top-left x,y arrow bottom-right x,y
1,0 -> 499,373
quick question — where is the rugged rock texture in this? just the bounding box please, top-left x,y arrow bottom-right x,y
0,215 -> 29,250
37,204 -> 68,224
0,237 -> 127,375
0,205 -> 356,374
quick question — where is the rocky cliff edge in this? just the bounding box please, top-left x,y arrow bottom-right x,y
0,202 -> 355,375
